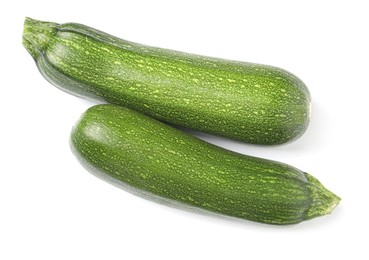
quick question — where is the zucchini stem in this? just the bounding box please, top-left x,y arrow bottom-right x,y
304,173 -> 341,220
22,17 -> 58,60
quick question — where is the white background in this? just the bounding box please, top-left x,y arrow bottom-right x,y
1,0 -> 368,259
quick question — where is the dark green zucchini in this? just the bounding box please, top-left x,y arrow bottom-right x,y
70,104 -> 339,225
23,17 -> 311,145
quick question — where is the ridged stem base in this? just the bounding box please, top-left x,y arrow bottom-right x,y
22,17 -> 59,60
304,173 -> 341,220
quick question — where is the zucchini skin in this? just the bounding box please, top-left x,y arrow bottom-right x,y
70,104 -> 339,225
23,17 -> 311,145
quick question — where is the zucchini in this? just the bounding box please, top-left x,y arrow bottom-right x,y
70,104 -> 339,225
23,17 -> 311,145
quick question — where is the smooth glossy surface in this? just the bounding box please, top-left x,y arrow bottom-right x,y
71,105 -> 339,225
23,17 -> 311,145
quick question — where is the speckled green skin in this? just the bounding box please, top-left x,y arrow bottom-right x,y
70,105 -> 339,225
23,18 -> 311,145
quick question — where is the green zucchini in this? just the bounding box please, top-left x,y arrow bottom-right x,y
70,104 -> 339,225
23,17 -> 311,145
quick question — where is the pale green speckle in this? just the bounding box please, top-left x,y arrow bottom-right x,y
24,17 -> 311,147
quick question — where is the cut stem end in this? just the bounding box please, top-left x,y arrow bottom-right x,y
22,17 -> 59,60
304,173 -> 341,220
